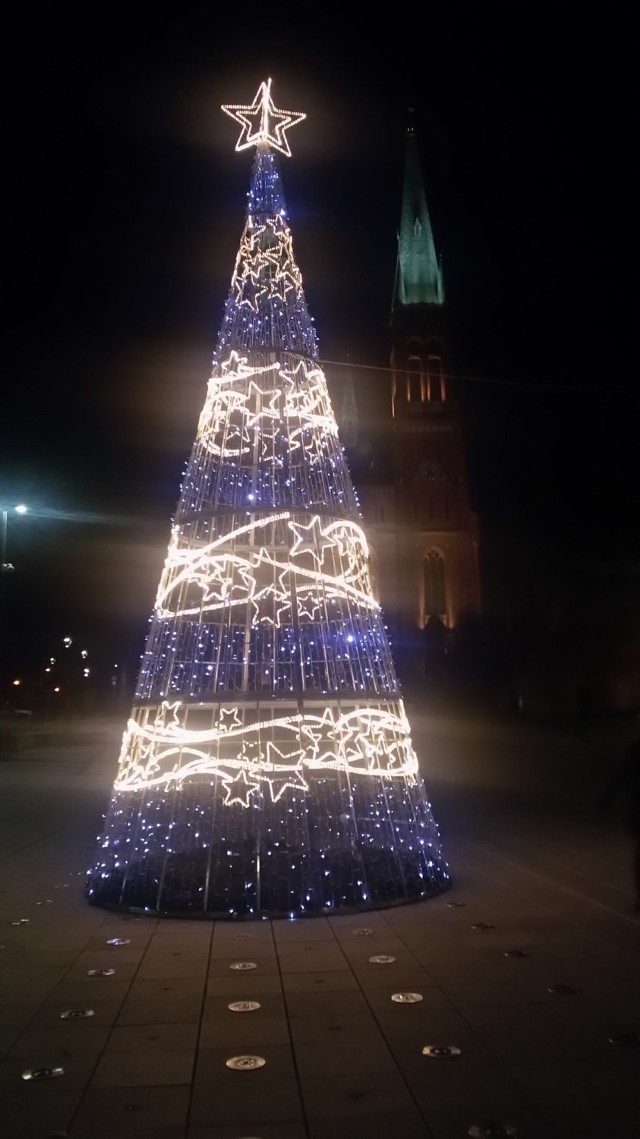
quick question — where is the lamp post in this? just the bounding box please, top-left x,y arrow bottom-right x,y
1,504 -> 28,574
1,504 -> 28,662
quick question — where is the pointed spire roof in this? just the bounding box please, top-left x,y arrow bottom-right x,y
394,122 -> 444,308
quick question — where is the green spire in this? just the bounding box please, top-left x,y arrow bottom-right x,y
394,124 -> 444,308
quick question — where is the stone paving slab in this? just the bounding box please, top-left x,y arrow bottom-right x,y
1,714 -> 640,1137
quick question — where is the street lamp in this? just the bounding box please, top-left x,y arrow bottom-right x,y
1,504 -> 28,574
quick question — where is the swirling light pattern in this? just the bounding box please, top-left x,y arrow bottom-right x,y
87,81 -> 449,918
114,699 -> 419,796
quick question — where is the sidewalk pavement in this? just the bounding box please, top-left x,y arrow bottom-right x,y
0,714 -> 639,1139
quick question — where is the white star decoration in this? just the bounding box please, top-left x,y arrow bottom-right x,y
222,768 -> 261,808
221,78 -> 305,157
218,707 -> 243,732
122,341 -> 406,804
114,701 -> 420,800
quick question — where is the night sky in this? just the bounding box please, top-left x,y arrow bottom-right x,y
2,7 -> 636,682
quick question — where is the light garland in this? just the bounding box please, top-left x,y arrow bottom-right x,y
112,698 -> 419,800
221,78 -> 305,157
153,512 -> 376,626
195,354 -> 337,463
214,153 -> 318,360
87,84 -> 449,919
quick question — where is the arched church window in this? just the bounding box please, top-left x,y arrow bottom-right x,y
423,550 -> 446,620
407,355 -> 423,402
428,354 -> 444,401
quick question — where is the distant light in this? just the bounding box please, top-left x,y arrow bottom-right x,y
44,667 -> 51,673
83,668 -> 90,678
12,679 -> 21,686
14,504 -> 28,515
80,649 -> 88,659
63,637 -> 72,647
53,687 -> 61,693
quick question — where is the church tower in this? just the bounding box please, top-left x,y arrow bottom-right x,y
357,122 -> 481,668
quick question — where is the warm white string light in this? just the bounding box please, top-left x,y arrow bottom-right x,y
196,354 -> 336,460
113,697 -> 420,802
154,513 -> 376,626
88,88 -> 450,918
221,78 -> 306,157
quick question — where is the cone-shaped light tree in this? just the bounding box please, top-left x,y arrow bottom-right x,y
87,80 -> 450,918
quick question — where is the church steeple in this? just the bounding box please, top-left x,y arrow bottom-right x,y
393,120 -> 444,308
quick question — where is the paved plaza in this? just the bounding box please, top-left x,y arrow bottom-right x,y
0,709 -> 638,1138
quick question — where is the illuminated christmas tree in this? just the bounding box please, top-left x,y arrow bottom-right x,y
88,80 -> 449,917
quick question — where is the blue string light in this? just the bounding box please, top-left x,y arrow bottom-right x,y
87,118 -> 449,919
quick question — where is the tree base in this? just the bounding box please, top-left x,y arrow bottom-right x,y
87,778 -> 449,920
87,841 -> 450,919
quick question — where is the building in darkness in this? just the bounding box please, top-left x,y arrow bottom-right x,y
343,124 -> 481,675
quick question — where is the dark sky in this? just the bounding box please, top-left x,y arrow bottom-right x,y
2,6 -> 636,674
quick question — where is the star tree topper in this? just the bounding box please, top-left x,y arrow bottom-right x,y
221,78 -> 305,157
